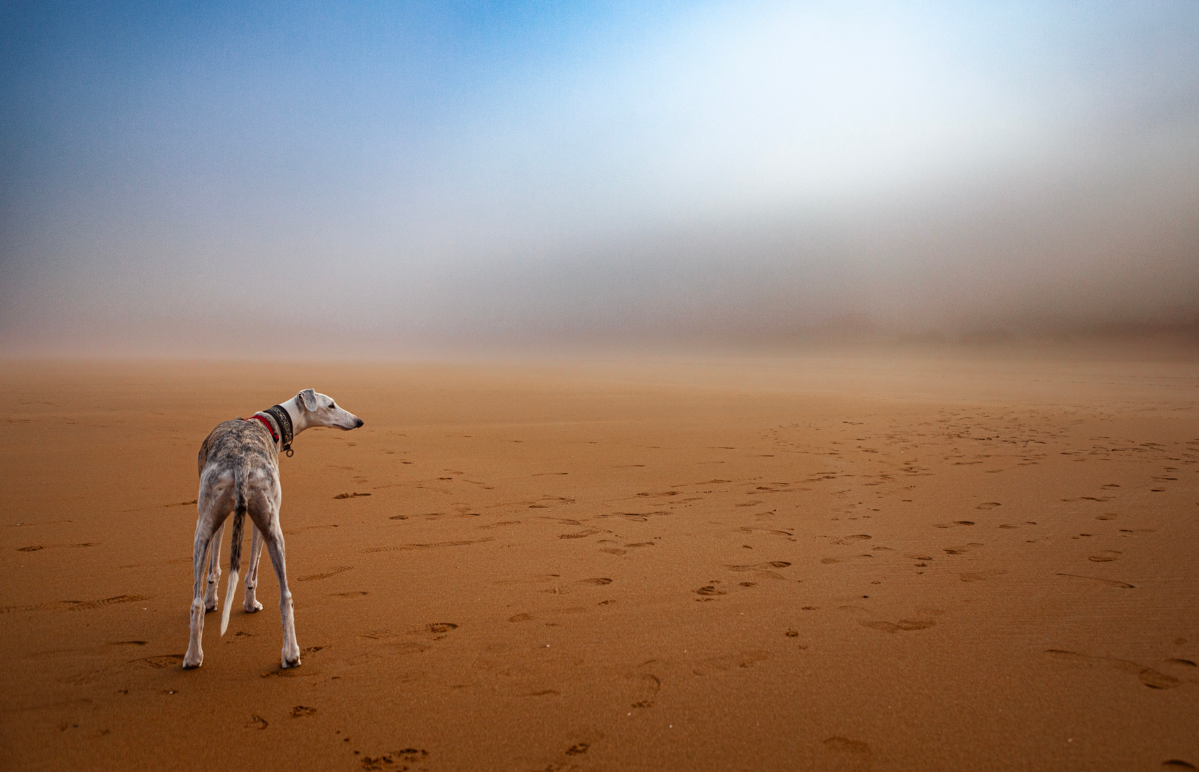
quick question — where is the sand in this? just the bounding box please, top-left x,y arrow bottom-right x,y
1,352 -> 1197,771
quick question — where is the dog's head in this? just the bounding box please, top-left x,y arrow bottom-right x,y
296,389 -> 364,430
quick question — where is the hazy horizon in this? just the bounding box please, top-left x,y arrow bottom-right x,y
3,2 -> 1197,357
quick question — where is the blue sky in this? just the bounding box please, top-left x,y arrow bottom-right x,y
2,1 -> 1197,355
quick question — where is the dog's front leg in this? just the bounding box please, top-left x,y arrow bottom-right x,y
203,522 -> 224,612
243,525 -> 264,612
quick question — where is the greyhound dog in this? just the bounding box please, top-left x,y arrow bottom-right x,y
183,389 -> 363,669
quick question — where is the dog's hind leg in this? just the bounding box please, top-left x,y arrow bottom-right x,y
183,517 -> 217,669
257,514 -> 301,668
243,525 -> 265,613
203,522 -> 224,612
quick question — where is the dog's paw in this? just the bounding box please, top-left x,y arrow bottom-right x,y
182,651 -> 203,669
204,601 -> 218,613
281,640 -> 302,669
244,599 -> 263,613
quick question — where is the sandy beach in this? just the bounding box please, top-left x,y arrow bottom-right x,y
1,352 -> 1197,771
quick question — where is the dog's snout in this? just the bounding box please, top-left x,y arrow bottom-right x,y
354,418 -> 364,428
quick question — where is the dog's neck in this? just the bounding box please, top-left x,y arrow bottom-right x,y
276,397 -> 308,436
256,397 -> 326,456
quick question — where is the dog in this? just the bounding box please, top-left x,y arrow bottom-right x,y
183,389 -> 363,669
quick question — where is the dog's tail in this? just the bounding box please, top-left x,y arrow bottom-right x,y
219,474 -> 248,636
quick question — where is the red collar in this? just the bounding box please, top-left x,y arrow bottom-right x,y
245,414 -> 279,445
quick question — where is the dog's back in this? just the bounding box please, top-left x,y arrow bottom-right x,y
198,419 -> 277,478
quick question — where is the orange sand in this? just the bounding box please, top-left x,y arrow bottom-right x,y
1,354 -> 1197,771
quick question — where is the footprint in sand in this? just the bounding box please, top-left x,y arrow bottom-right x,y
360,749 -> 430,771
933,521 -> 975,529
822,736 -> 872,770
357,631 -> 433,659
1162,762 -> 1196,770
527,495 -> 577,509
627,670 -> 661,708
695,583 -> 727,598
425,623 -> 458,634
559,528 -> 602,540
726,561 -> 792,580
1046,649 -> 1181,689
291,706 -> 317,718
1056,573 -> 1135,589
740,526 -> 795,539
68,595 -> 151,612
135,654 -> 185,669
364,538 -> 494,553
297,566 -> 353,582
824,737 -> 870,754
691,650 -> 770,675
832,534 -> 871,545
599,512 -> 662,522
245,715 -> 268,730
1088,550 -> 1121,563
959,569 -> 1006,582
860,618 -> 936,633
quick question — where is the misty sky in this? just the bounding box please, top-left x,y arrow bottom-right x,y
2,1 -> 1198,356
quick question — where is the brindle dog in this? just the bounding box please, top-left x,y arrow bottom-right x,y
183,389 -> 363,669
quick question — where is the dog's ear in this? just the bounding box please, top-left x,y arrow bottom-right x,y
298,389 -> 319,412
